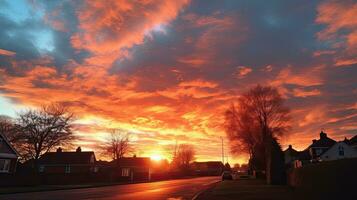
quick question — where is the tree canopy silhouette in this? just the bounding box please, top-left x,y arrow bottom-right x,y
15,103 -> 75,160
103,129 -> 132,161
172,144 -> 195,171
224,85 -> 290,182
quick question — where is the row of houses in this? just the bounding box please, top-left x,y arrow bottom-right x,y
1,133 -> 226,184
284,131 -> 357,168
0,133 -> 154,182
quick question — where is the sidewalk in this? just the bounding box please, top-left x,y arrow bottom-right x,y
196,179 -> 294,200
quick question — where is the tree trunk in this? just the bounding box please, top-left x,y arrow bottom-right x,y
264,137 -> 272,184
263,126 -> 272,185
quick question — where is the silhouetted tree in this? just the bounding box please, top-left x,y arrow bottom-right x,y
270,137 -> 286,185
0,115 -> 21,144
103,129 -> 132,161
172,144 -> 195,171
225,85 -> 290,184
15,103 -> 75,160
225,162 -> 231,171
225,104 -> 262,167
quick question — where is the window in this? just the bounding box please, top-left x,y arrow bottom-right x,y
39,165 -> 45,173
122,168 -> 130,177
338,146 -> 344,156
0,159 -> 11,173
65,165 -> 71,173
315,148 -> 322,155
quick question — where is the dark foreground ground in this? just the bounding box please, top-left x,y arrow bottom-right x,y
0,176 -> 220,200
197,179 -> 294,200
197,179 -> 357,200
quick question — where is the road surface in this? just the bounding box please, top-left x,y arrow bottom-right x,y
0,176 -> 220,200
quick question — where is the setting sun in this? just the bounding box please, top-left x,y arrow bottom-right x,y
150,154 -> 163,161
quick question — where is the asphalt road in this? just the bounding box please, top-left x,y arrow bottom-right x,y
0,176 -> 220,200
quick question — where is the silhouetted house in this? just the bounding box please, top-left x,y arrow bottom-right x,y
95,160 -> 112,172
346,135 -> 357,149
307,131 -> 336,160
191,161 -> 224,175
284,131 -> 337,168
319,141 -> 357,161
284,145 -> 299,166
112,156 -> 151,181
38,147 -> 97,174
0,133 -> 18,173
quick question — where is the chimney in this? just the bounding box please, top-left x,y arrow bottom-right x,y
312,139 -> 317,144
57,147 -> 63,153
320,131 -> 327,139
76,146 -> 82,152
288,145 -> 292,149
344,137 -> 349,143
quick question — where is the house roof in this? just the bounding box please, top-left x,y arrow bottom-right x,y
38,151 -> 95,165
0,133 -> 19,158
192,161 -> 224,168
347,135 -> 357,146
284,145 -> 299,156
308,131 -> 336,149
320,141 -> 357,158
297,150 -> 311,160
112,157 -> 151,167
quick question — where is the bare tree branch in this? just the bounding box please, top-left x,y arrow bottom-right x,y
14,103 -> 75,160
102,129 -> 133,162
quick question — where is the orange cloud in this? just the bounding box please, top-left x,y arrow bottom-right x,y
1,61 -> 233,162
272,66 -> 324,87
334,58 -> 357,67
178,13 -> 248,68
316,0 -> 357,66
0,49 -> 16,56
293,88 -> 321,98
235,66 -> 252,78
71,0 -> 190,55
316,0 -> 357,38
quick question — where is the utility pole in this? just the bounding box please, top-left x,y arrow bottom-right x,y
173,140 -> 178,160
221,137 -> 224,164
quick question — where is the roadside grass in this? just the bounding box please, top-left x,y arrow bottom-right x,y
198,179 -> 294,200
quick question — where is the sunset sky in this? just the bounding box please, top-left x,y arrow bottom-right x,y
0,0 -> 356,164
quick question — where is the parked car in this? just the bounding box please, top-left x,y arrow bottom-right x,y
221,171 -> 233,180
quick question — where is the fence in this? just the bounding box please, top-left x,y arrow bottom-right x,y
287,158 -> 357,199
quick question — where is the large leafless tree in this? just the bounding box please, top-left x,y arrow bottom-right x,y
103,129 -> 132,161
225,85 -> 290,182
172,144 -> 195,169
16,103 -> 75,160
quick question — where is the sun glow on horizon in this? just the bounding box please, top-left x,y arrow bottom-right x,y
150,154 -> 164,161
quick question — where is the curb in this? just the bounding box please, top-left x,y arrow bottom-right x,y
192,180 -> 221,200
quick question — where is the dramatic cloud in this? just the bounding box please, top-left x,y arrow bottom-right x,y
71,0 -> 190,66
0,49 -> 16,56
235,66 -> 252,79
316,0 -> 357,66
0,0 -> 356,164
